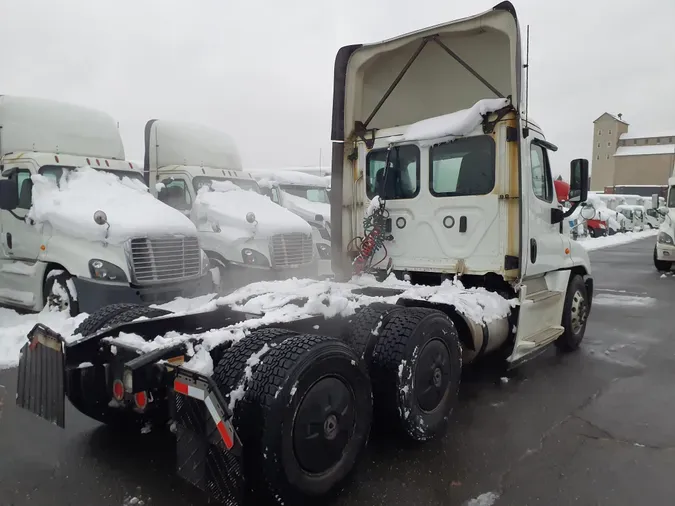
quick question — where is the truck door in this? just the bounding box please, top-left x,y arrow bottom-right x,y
0,167 -> 43,307
521,135 -> 565,277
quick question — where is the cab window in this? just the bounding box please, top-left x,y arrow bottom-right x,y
158,178 -> 192,210
11,169 -> 33,210
366,145 -> 420,200
530,143 -> 554,203
429,136 -> 495,196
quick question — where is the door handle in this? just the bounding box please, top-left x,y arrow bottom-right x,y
6,233 -> 12,250
530,238 -> 537,263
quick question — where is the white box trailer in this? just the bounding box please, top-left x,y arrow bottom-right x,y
143,120 -> 318,292
0,96 -> 213,315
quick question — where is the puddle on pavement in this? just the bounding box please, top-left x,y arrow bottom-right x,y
592,293 -> 657,307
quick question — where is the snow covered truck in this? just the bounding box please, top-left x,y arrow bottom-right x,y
15,2 -> 594,505
654,176 -> 675,272
143,119 -> 319,293
249,169 -> 333,277
0,95 -> 213,316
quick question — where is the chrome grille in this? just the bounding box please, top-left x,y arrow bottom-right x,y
270,233 -> 313,268
129,237 -> 200,283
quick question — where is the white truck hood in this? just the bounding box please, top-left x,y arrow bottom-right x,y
191,182 -> 311,238
281,191 -> 331,224
28,167 -> 197,244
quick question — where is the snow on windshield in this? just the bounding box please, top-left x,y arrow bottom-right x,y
28,166 -> 197,244
402,98 -> 510,144
281,190 -> 330,222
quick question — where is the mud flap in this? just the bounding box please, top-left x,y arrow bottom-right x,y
16,324 -> 66,428
173,369 -> 244,506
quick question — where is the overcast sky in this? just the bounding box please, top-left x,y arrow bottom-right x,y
2,0 -> 674,178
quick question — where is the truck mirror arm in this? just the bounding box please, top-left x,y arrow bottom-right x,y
561,201 -> 581,219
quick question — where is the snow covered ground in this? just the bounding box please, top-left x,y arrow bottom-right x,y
576,229 -> 657,251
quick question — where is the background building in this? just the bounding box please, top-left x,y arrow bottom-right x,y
591,113 -> 675,191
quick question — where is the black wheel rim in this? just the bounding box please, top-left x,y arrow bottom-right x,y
414,338 -> 452,413
293,376 -> 355,474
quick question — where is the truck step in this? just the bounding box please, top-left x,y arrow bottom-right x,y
526,290 -> 562,304
526,325 -> 564,345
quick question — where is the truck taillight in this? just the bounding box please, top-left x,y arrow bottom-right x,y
112,380 -> 124,401
134,391 -> 148,410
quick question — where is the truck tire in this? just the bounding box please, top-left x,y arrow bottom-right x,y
44,271 -> 79,316
654,245 -> 672,272
555,275 -> 589,352
73,303 -> 146,337
370,307 -> 461,442
227,334 -> 372,504
345,303 -> 404,367
212,327 -> 299,413
103,305 -> 172,329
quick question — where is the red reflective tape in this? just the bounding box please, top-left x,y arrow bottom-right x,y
217,420 -> 234,450
174,380 -> 189,395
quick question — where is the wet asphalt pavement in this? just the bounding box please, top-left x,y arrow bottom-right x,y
1,237 -> 674,506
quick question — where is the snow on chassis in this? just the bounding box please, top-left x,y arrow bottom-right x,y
14,2 -> 594,505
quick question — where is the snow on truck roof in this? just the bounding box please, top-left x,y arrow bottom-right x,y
145,120 -> 242,171
248,169 -> 329,187
0,95 -> 125,160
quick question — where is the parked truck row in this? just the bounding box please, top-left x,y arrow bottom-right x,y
0,97 -> 332,315
13,2 -> 597,506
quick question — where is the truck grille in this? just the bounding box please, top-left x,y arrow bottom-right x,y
270,233 -> 313,268
129,237 -> 200,283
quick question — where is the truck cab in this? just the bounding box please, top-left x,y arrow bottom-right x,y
249,169 -> 333,277
330,2 -> 593,365
0,96 -> 213,315
144,120 -> 318,292
654,177 -> 675,272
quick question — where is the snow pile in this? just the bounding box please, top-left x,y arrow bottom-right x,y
0,307 -> 87,370
466,491 -> 500,506
402,98 -> 510,144
28,167 -> 196,244
577,228 -> 657,251
100,274 -> 516,375
192,183 -> 311,236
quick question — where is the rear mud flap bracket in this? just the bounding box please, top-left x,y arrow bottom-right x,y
173,369 -> 244,506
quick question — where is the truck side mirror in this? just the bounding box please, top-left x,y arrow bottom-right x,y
0,179 -> 19,211
568,159 -> 589,203
652,194 -> 659,210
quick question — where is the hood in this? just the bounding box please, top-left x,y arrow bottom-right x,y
281,191 -> 331,224
28,167 -> 197,244
191,182 -> 311,237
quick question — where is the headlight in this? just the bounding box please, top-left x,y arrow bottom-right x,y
658,232 -> 674,245
241,248 -> 270,267
88,259 -> 127,282
316,243 -> 331,259
200,250 -> 210,274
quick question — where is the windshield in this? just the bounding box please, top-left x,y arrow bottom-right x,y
619,209 -> 633,220
280,184 -> 329,203
669,186 -> 675,208
193,176 -> 260,194
39,165 -> 147,189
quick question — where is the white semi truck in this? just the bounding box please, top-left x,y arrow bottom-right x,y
654,176 -> 675,271
16,3 -> 594,505
249,169 -> 332,276
143,120 -> 318,292
0,96 -> 213,315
